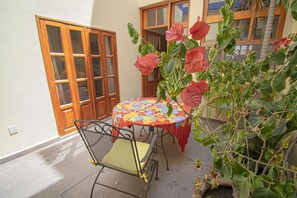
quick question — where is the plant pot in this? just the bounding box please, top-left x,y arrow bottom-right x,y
192,178 -> 239,198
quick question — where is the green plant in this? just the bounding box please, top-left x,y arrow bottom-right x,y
128,1 -> 297,197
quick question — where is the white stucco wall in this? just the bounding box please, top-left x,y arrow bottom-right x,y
0,0 -> 140,158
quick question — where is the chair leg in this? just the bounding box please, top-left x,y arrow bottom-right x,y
144,160 -> 157,198
160,129 -> 169,170
90,166 -> 104,198
155,160 -> 159,181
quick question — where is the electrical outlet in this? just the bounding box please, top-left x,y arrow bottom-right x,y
8,125 -> 18,135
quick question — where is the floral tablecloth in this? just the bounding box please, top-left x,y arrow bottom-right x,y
112,97 -> 191,152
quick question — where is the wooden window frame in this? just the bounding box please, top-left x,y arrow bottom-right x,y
202,0 -> 287,46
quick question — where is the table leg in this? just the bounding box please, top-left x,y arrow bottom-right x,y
149,126 -> 169,171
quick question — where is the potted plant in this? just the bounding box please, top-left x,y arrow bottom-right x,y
128,1 -> 297,197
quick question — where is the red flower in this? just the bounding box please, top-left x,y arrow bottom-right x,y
181,80 -> 208,108
184,47 -> 208,73
134,53 -> 160,75
189,16 -> 210,40
165,24 -> 186,42
190,80 -> 208,93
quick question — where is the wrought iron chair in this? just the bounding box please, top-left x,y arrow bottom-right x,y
74,120 -> 159,198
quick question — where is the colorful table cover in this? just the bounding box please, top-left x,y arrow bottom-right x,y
112,97 -> 191,152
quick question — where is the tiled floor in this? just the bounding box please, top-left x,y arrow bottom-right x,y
0,121 -> 213,198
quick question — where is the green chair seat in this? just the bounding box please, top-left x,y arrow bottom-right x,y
102,138 -> 150,174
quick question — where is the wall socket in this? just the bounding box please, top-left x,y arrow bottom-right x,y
8,124 -> 18,136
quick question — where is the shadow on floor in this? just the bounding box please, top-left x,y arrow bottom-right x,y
0,123 -> 213,198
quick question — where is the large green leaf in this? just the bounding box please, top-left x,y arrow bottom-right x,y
252,187 -> 282,198
291,0 -> 297,21
127,23 -> 139,44
260,80 -> 273,96
192,125 -> 202,142
270,51 -> 285,65
261,58 -> 270,72
272,72 -> 286,92
233,174 -> 251,198
289,48 -> 297,65
164,59 -> 176,77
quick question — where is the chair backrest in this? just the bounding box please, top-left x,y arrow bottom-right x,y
74,120 -> 144,175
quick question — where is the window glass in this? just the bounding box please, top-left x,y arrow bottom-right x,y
70,30 -> 83,54
205,23 -> 218,42
208,0 -> 249,16
248,43 -> 273,59
148,68 -> 159,81
89,33 -> 100,55
47,26 -> 63,53
106,58 -> 114,75
104,36 -> 113,55
157,8 -> 167,25
92,58 -> 101,77
95,79 -> 103,97
174,3 -> 189,23
108,78 -> 115,94
154,37 -> 160,50
148,34 -> 153,43
225,45 -> 248,61
74,57 -> 86,78
147,10 -> 156,27
77,81 -> 89,101
252,16 -> 279,40
52,56 -> 67,80
231,19 -> 250,40
56,83 -> 72,105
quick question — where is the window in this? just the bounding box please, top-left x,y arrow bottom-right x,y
203,0 -> 286,60
37,17 -> 120,136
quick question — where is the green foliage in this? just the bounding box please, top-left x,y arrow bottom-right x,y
190,1 -> 297,197
128,1 -> 297,196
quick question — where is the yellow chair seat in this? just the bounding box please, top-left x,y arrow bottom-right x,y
102,139 -> 150,174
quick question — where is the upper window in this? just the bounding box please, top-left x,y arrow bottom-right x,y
203,0 -> 286,59
145,6 -> 168,29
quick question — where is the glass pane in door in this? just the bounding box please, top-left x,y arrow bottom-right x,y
148,68 -> 159,81
46,26 -> 63,53
77,81 -> 89,101
74,57 -> 86,78
108,78 -> 115,94
104,36 -> 113,55
94,79 -> 104,97
106,58 -> 114,75
92,58 -> 101,77
51,56 -> 67,80
70,30 -> 83,54
56,83 -> 72,105
89,33 -> 100,55
157,8 -> 167,25
174,3 -> 189,23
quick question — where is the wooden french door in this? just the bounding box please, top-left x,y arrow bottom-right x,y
37,17 -> 119,136
85,29 -> 119,119
143,31 -> 163,97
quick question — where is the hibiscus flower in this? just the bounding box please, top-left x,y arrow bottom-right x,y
134,53 -> 160,75
165,23 -> 186,42
181,80 -> 208,108
184,47 -> 208,73
189,16 -> 210,41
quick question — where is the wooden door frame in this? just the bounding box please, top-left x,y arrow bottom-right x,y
140,0 -> 189,97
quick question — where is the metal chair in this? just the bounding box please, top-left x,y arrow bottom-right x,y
74,120 -> 158,198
